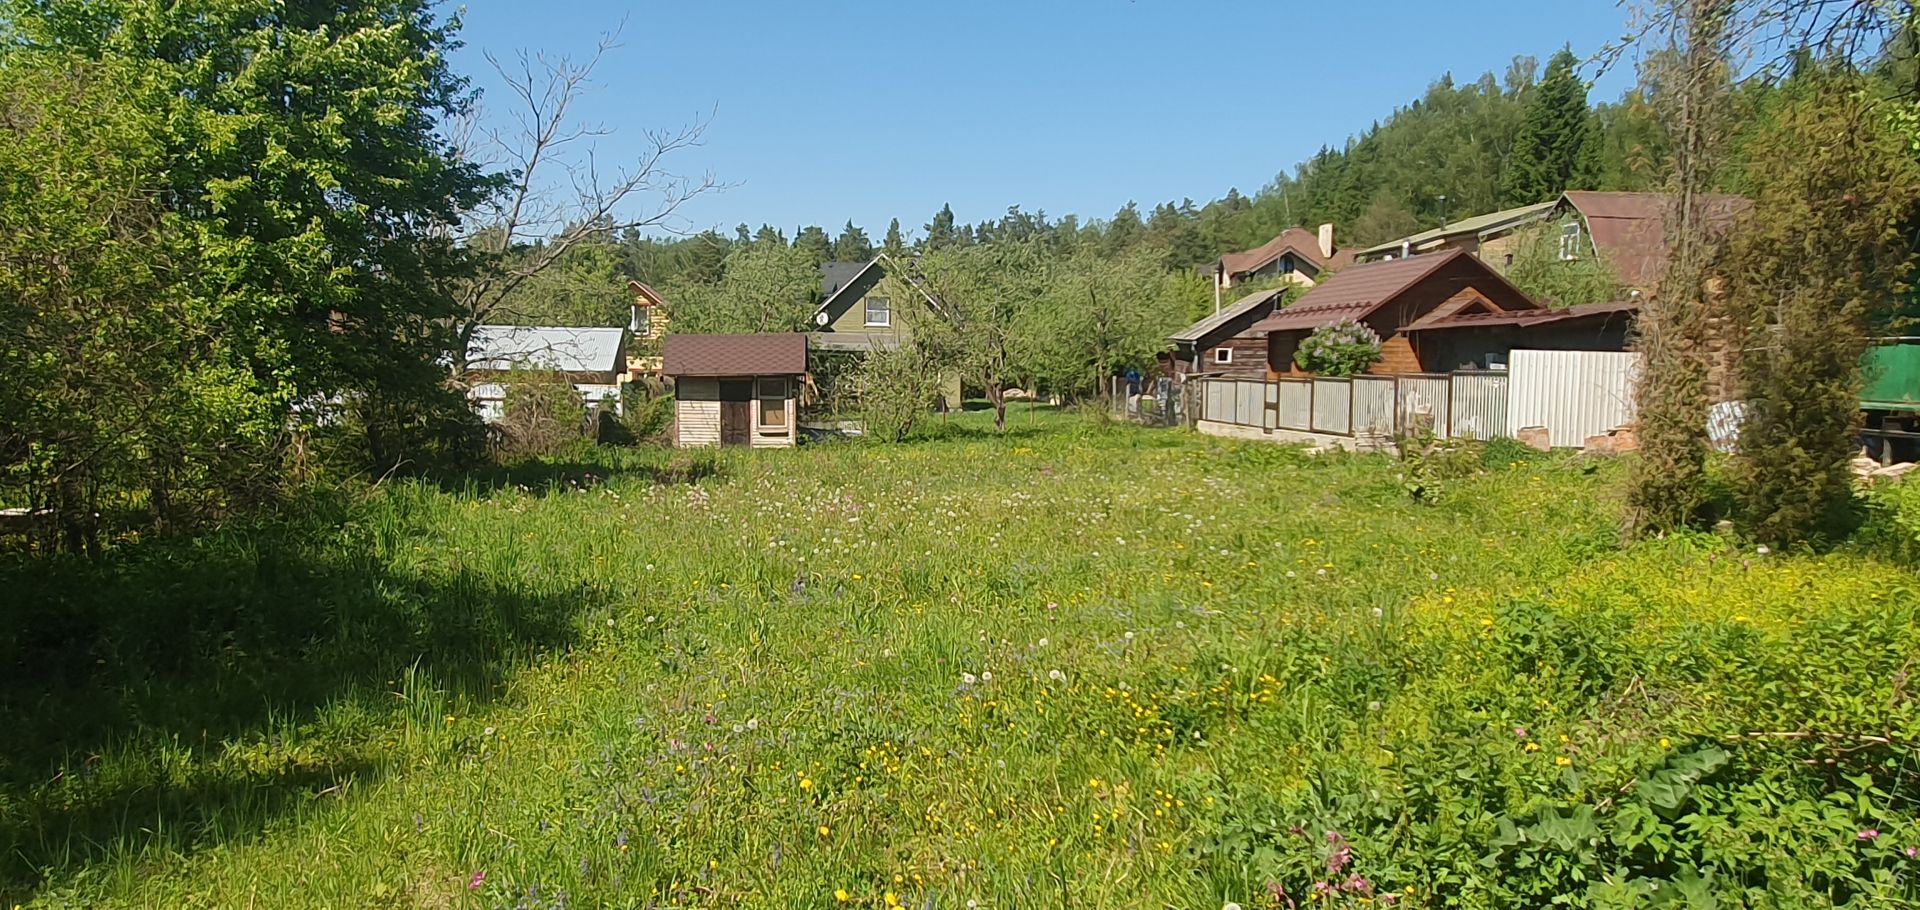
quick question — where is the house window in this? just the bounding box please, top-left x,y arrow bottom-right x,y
1279,254 -> 1295,275
756,377 -> 787,428
1503,252 -> 1515,268
1214,347 -> 1233,364
1559,221 -> 1582,261
631,306 -> 651,335
863,295 -> 892,327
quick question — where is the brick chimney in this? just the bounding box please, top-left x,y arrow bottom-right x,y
1317,223 -> 1335,260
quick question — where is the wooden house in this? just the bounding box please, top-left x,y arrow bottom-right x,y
661,333 -> 807,448
1249,249 -> 1552,376
1215,225 -> 1351,290
809,256 -> 962,408
625,280 -> 672,380
467,326 -> 628,422
1167,287 -> 1290,377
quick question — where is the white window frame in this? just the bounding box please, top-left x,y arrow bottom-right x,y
755,376 -> 788,429
1214,347 -> 1233,364
863,295 -> 892,328
1558,221 -> 1583,261
631,305 -> 652,335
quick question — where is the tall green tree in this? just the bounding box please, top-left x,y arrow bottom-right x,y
1727,75 -> 1920,544
911,240 -> 1049,430
670,243 -> 818,334
832,220 -> 873,262
4,0 -> 498,496
793,224 -> 832,266
883,218 -> 907,256
1501,48 -> 1602,204
924,203 -> 958,250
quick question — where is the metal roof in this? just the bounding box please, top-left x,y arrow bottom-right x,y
1251,250 -> 1472,333
468,326 -> 627,373
1357,201 -> 1557,257
661,333 -> 808,377
1169,288 -> 1287,344
1404,299 -> 1640,331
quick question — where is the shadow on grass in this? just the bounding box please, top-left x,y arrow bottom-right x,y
0,496 -> 604,896
455,446 -> 722,496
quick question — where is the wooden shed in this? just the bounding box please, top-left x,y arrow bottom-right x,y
661,333 -> 807,448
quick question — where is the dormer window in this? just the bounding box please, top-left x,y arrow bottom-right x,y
1559,221 -> 1583,261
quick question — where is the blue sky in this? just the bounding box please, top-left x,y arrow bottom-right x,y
447,1 -> 1644,241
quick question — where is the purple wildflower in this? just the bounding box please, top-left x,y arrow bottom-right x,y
1514,726 -> 1529,739
1325,832 -> 1352,876
1905,846 -> 1918,859
1342,874 -> 1373,896
466,870 -> 486,890
1859,829 -> 1882,841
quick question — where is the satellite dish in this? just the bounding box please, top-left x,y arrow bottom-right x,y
814,311 -> 829,327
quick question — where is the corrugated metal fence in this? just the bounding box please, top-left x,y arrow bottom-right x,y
1194,349 -> 1640,446
1506,350 -> 1640,447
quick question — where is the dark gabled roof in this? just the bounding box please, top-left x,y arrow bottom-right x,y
1219,227 -> 1351,275
1404,299 -> 1640,331
815,258 -> 889,322
1251,250 -> 1471,333
1170,288 -> 1287,344
661,333 -> 808,377
820,261 -> 869,298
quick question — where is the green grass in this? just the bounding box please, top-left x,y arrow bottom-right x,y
4,404 -> 1918,908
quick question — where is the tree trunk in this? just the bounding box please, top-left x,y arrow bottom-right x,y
988,382 -> 1006,431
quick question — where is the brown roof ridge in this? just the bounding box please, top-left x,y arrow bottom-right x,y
1221,226 -> 1339,275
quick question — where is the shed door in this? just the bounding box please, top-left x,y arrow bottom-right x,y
719,379 -> 753,446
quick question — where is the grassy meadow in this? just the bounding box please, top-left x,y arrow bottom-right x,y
3,405 -> 1918,908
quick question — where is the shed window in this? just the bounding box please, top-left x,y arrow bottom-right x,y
863,295 -> 892,327
1214,347 -> 1233,364
1558,221 -> 1583,261
756,377 -> 787,428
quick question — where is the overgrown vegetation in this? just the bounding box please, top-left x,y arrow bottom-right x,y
4,412 -> 1915,908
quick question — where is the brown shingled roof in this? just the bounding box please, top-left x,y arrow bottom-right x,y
1250,249 -> 1472,333
661,333 -> 808,377
1219,227 -> 1351,276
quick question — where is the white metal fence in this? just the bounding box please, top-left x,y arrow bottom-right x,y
1506,350 -> 1640,447
1194,350 -> 1640,446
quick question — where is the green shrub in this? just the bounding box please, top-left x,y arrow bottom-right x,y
1295,319 -> 1383,376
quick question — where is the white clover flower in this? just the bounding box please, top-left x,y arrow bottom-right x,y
962,672 -> 978,685
980,670 -> 993,683
1037,637 -> 1049,648
745,718 -> 760,731
1048,669 -> 1066,683
1124,631 -> 1135,641
1756,545 -> 1771,555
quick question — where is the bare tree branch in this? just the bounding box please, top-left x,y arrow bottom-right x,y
449,22 -> 726,372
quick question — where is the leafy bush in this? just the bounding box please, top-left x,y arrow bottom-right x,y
492,369 -> 588,460
852,343 -> 943,443
1294,319 -> 1383,376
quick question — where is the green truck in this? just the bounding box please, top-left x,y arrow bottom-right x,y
1863,339 -> 1920,462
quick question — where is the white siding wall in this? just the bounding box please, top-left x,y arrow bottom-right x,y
676,378 -> 721,448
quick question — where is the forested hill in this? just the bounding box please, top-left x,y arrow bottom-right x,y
604,52 -> 1649,268
505,48 -> 1698,329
